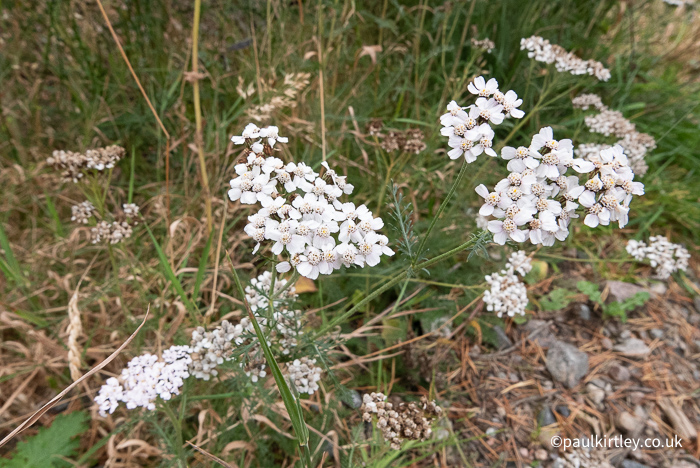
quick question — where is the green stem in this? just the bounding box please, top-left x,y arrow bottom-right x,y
312,235 -> 481,339
389,278 -> 410,317
162,403 -> 187,467
271,270 -> 300,301
192,0 -> 213,235
226,255 -> 312,468
415,159 -> 469,261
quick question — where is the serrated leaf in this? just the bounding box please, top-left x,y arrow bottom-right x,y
0,411 -> 88,468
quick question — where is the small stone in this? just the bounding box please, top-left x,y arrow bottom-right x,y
620,330 -> 632,339
485,427 -> 497,437
601,337 -> 613,350
496,406 -> 507,418
538,406 -> 556,426
649,283 -> 667,296
554,405 -> 570,417
650,328 -> 664,340
546,341 -> 589,388
535,449 -> 548,461
586,382 -> 606,405
576,303 -> 592,321
609,364 -> 631,382
615,338 -> 651,358
493,325 -> 512,349
629,391 -> 646,405
670,462 -> 698,468
617,411 -> 642,434
519,447 -> 529,458
606,281 -> 646,303
694,296 -> 700,314
538,427 -> 558,449
621,460 -> 650,468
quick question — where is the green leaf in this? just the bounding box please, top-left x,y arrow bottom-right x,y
0,411 -> 88,468
621,291 -> 651,311
143,221 -> 200,323
577,281 -> 602,304
540,288 -> 576,311
0,222 -> 25,286
602,302 -> 627,322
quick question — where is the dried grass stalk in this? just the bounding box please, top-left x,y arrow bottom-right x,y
67,287 -> 83,381
0,310 -> 150,450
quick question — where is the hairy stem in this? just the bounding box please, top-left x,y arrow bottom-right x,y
415,159 -> 469,261
312,235 -> 481,339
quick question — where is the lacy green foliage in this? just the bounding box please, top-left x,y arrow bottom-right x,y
0,412 -> 88,468
466,230 -> 492,262
388,183 -> 421,265
577,281 -> 650,322
541,288 -> 577,311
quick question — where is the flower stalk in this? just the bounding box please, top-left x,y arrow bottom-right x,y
226,252 -> 313,468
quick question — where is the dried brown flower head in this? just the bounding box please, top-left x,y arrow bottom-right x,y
361,392 -> 442,450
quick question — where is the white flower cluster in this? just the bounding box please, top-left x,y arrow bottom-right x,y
245,270 -> 296,313
626,236 -> 690,280
122,203 -> 140,217
520,36 -> 611,81
476,127 -> 644,245
95,345 -> 192,417
440,76 -> 524,163
573,94 -> 656,176
286,357 -> 323,395
71,201 -> 95,224
190,320 -> 244,380
191,272 -> 304,381
91,220 -> 133,244
571,93 -> 605,111
47,145 -> 125,183
228,123 -> 393,279
471,37 -> 495,53
483,251 -> 532,318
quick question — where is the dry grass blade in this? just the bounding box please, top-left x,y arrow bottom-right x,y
0,309 -> 150,449
66,286 -> 83,381
186,441 -> 235,468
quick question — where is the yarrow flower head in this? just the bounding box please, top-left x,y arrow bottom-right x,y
441,76 -> 524,164
71,201 -> 95,224
228,123 -> 393,279
476,125 -> 643,246
520,35 -> 611,81
573,93 -> 655,176
483,251 -> 531,317
286,357 -> 323,395
361,392 -> 442,450
96,272 -> 322,415
95,345 -> 192,416
471,37 -> 495,53
47,145 -> 125,183
626,236 -> 689,280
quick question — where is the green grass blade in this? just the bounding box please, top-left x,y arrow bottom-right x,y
192,229 -> 214,303
143,220 -> 200,323
0,222 -> 25,286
